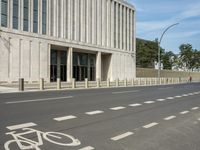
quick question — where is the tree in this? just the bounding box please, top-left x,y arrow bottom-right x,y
162,51 -> 177,70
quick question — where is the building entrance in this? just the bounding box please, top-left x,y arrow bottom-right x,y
73,52 -> 96,81
50,50 -> 67,82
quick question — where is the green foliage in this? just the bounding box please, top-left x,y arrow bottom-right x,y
162,51 -> 177,70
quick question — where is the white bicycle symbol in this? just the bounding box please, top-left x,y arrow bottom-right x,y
4,128 -> 81,150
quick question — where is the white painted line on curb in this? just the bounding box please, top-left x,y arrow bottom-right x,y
112,90 -> 139,94
7,122 -> 37,130
5,96 -> 74,104
110,106 -> 126,110
191,107 -> 199,110
129,103 -> 142,107
111,132 -> 134,141
79,146 -> 95,150
180,111 -> 189,115
54,115 -> 77,121
164,116 -> 176,121
166,97 -> 174,100
156,99 -> 166,102
85,110 -> 104,115
143,122 -> 159,129
144,101 -> 155,104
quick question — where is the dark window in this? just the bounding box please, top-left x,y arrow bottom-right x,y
13,0 -> 19,29
1,0 -> 8,27
33,0 -> 38,33
42,0 -> 47,34
23,0 -> 29,31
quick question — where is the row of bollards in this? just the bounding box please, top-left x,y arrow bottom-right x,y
18,77 -> 185,91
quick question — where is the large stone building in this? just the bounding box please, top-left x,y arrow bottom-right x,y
0,0 -> 136,83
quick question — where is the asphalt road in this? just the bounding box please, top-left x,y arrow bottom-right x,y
1,83 -> 200,150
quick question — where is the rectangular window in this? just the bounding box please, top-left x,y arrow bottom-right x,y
13,0 -> 19,29
23,0 -> 29,31
33,0 -> 38,33
42,0 -> 47,34
1,0 -> 8,27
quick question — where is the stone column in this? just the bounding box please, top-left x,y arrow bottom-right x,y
130,10 -> 133,51
9,0 -> 13,29
67,47 -> 73,82
96,51 -> 102,81
57,50 -> 61,79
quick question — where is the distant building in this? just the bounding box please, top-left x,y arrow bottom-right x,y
0,0 -> 136,83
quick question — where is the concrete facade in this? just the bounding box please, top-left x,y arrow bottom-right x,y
0,0 -> 136,83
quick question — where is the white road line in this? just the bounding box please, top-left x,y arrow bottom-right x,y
111,132 -> 134,141
85,110 -> 104,115
182,94 -> 189,97
159,87 -> 173,90
198,118 -> 200,121
156,99 -> 166,102
166,97 -> 174,100
175,96 -> 182,98
54,115 -> 77,121
79,146 -> 95,150
180,111 -> 189,114
112,90 -> 139,94
129,103 -> 142,107
188,93 -> 194,96
7,122 -> 37,130
191,107 -> 199,110
5,96 -> 73,104
144,101 -> 155,104
110,106 -> 126,110
143,122 -> 159,128
164,116 -> 176,121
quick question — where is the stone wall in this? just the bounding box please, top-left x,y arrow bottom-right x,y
137,68 -> 200,78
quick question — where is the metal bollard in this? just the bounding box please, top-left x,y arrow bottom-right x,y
116,78 -> 119,87
40,78 -> 44,90
96,78 -> 100,88
124,78 -> 127,87
72,78 -> 76,89
85,78 -> 88,88
57,78 -> 61,90
19,78 -> 24,91
107,78 -> 110,87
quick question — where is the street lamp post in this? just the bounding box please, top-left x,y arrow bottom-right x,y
158,23 -> 179,79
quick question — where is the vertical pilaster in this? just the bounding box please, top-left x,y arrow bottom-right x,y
96,51 -> 102,81
68,0 -> 72,40
53,0 -> 57,37
38,0 -> 42,34
127,8 -> 130,51
97,0 -> 102,45
130,10 -> 133,51
0,0 -> 1,25
63,0 -> 66,38
123,6 -> 126,50
67,47 -> 73,82
60,0 -> 64,38
115,3 -> 119,49
92,0 -> 97,44
119,4 -> 123,49
46,0 -> 50,36
107,0 -> 111,47
110,0 -> 114,48
80,0 -> 85,42
101,0 -> 106,46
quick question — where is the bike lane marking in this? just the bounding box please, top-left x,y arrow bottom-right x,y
54,115 -> 77,121
6,122 -> 37,130
5,96 -> 73,104
78,146 -> 95,150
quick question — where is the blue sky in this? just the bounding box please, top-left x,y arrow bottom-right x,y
128,0 -> 200,53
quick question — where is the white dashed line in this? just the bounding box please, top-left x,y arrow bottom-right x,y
129,103 -> 142,107
182,94 -> 189,97
188,93 -> 194,96
110,106 -> 126,110
85,110 -> 104,115
156,99 -> 166,102
143,122 -> 159,129
180,111 -> 189,114
144,101 -> 155,104
112,90 -> 139,94
111,132 -> 134,141
164,116 -> 176,121
54,115 -> 77,121
198,118 -> 200,121
79,146 -> 95,150
191,107 -> 199,110
166,97 -> 174,100
175,96 -> 182,98
5,96 -> 73,104
7,122 -> 37,130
